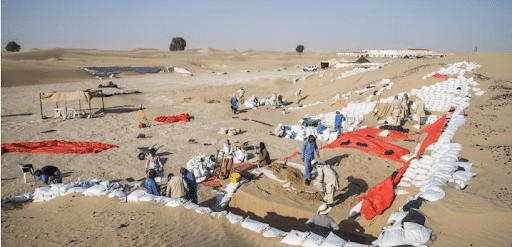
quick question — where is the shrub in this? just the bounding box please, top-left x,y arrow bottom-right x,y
169,37 -> 186,51
295,45 -> 304,55
5,41 -> 21,52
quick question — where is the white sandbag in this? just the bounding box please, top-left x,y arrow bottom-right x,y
281,230 -> 310,246
397,181 -> 411,187
241,217 -> 270,233
67,187 -> 86,193
387,211 -> 407,225
452,171 -> 475,182
319,232 -> 347,247
9,192 -> 34,203
378,228 -> 408,247
403,222 -> 432,246
33,187 -> 58,202
349,200 -> 363,217
419,188 -> 445,202
127,190 -> 152,202
83,184 -> 108,196
455,162 -> 473,172
344,242 -> 370,247
195,206 -> 213,214
226,212 -> 244,224
414,174 -> 430,181
108,190 -> 126,200
378,130 -> 390,137
414,168 -> 430,175
184,202 -> 199,210
210,211 -> 226,219
453,179 -> 469,190
263,227 -> 288,238
301,232 -> 325,247
165,198 -> 187,207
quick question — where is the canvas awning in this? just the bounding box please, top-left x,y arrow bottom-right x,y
41,91 -> 94,103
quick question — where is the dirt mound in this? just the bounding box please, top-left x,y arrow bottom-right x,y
266,163 -> 320,203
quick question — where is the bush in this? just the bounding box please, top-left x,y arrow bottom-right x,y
169,37 -> 186,51
5,41 -> 21,52
295,45 -> 304,54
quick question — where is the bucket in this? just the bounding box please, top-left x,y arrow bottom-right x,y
230,173 -> 240,183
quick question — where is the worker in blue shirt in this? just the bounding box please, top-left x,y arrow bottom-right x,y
301,135 -> 320,185
145,169 -> 161,196
180,167 -> 198,204
230,95 -> 238,114
334,111 -> 346,137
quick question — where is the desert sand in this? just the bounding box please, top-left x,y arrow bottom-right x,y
1,48 -> 512,246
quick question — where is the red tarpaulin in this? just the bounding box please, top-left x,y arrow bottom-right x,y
431,73 -> 449,80
1,140 -> 117,154
153,113 -> 191,123
358,115 -> 447,220
323,127 -> 411,163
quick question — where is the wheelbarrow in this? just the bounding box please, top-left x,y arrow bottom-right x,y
137,144 -> 163,160
301,118 -> 321,127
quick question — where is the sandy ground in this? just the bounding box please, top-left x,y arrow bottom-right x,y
1,48 -> 512,246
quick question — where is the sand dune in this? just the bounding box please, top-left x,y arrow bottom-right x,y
2,48 -> 512,246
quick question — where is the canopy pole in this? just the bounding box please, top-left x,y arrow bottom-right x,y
89,100 -> 92,116
101,94 -> 105,114
79,99 -> 82,114
39,93 -> 44,119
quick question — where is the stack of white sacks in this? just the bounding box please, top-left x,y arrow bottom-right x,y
422,61 -> 480,80
185,155 -> 216,183
336,66 -> 381,80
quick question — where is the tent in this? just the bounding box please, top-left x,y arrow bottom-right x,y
39,90 -> 104,119
356,55 -> 371,63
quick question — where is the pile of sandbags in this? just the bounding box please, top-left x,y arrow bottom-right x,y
185,155 -> 216,182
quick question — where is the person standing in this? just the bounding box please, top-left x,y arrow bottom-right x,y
230,95 -> 238,114
391,96 -> 402,126
305,204 -> 339,237
180,168 -> 198,204
415,98 -> 426,126
334,111 -> 346,137
301,135 -> 320,185
313,160 -> 340,205
295,88 -> 303,104
255,142 -> 271,167
145,169 -> 161,196
146,148 -> 163,180
400,94 -> 410,122
237,87 -> 245,105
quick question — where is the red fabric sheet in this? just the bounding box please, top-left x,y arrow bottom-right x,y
323,127 -> 411,163
358,115 -> 447,220
154,113 -> 190,123
431,73 -> 449,80
230,162 -> 257,174
1,140 -> 117,154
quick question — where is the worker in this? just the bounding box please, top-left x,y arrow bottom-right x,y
305,203 -> 339,237
400,94 -> 410,121
255,142 -> 271,167
233,146 -> 248,164
269,93 -> 279,108
180,168 -> 198,204
230,95 -> 238,114
391,96 -> 402,126
295,88 -> 303,104
33,165 -> 62,184
220,139 -> 234,179
301,135 -> 320,185
146,148 -> 163,182
237,87 -> 245,104
415,98 -> 426,126
334,111 -> 346,137
313,160 -> 340,205
166,172 -> 189,199
145,169 -> 161,196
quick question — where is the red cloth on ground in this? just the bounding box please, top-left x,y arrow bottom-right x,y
282,150 -> 301,162
230,162 -> 257,174
1,140 -> 117,154
358,115 -> 447,220
431,73 -> 449,80
323,127 -> 411,163
154,113 -> 190,123
200,175 -> 223,188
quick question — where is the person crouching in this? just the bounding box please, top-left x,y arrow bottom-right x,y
166,172 -> 189,199
33,165 -> 62,185
145,169 -> 161,196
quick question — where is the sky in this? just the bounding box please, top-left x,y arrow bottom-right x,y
1,0 -> 511,53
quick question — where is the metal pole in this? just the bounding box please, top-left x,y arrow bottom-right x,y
39,93 -> 44,119
101,94 -> 105,114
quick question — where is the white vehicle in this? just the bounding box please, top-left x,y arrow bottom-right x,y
303,65 -> 318,72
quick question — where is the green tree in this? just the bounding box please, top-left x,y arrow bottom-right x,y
295,45 -> 304,55
169,37 -> 186,51
5,41 -> 21,52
